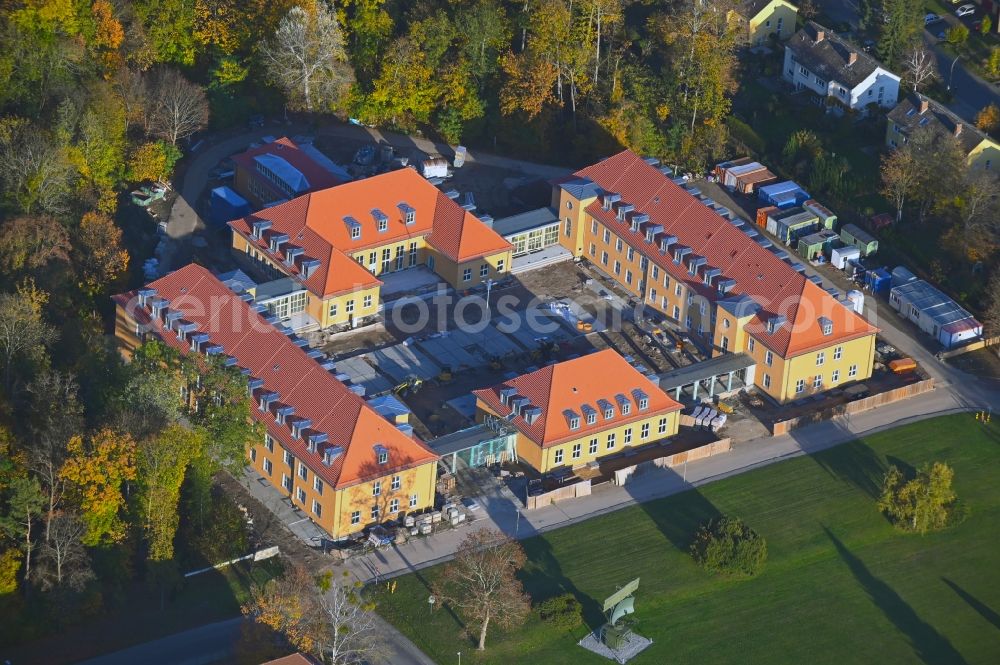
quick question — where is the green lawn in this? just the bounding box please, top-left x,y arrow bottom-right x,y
376,415 -> 1000,664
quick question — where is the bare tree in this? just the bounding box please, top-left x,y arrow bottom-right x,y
263,4 -> 354,113
244,565 -> 382,664
35,511 -> 93,591
434,529 -> 530,651
902,47 -> 938,92
880,146 -> 921,223
318,571 -> 382,664
112,67 -> 151,134
956,170 -> 1000,248
0,119 -> 75,215
25,371 -> 84,542
148,68 -> 209,146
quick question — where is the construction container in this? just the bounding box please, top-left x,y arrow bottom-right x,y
841,223 -> 879,257
866,268 -> 892,295
209,186 -> 250,226
891,266 -> 917,287
756,205 -> 777,227
889,358 -> 917,374
802,200 -> 838,229
847,290 -> 865,315
830,244 -> 861,270
758,181 -> 811,209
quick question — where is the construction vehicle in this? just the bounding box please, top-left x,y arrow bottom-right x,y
393,376 -> 423,396
438,365 -> 454,383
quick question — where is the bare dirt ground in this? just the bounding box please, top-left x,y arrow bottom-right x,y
947,347 -> 1000,380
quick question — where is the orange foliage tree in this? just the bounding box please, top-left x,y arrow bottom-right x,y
60,428 -> 137,546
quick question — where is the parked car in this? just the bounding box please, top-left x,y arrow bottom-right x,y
956,4 -> 976,17
925,13 -> 941,24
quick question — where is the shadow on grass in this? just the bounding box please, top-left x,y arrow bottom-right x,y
812,439 -> 887,500
826,527 -> 968,665
942,578 -> 1000,632
520,536 -> 605,631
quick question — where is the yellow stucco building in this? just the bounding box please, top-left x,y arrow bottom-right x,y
553,150 -> 878,404
887,94 -> 1000,172
730,0 -> 799,46
228,167 -> 513,330
113,264 -> 440,541
473,349 -> 682,474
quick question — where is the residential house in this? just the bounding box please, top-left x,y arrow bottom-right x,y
730,0 -> 799,46
228,167 -> 513,330
783,22 -> 900,111
231,137 -> 349,209
112,264 -> 440,540
555,149 -> 879,403
886,94 -> 999,171
473,349 -> 682,474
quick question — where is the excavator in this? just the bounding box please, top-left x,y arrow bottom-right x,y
393,375 -> 423,396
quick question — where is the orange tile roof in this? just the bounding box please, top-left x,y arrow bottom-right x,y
473,349 -> 682,447
113,264 -> 438,489
230,168 -> 511,298
572,150 -> 878,357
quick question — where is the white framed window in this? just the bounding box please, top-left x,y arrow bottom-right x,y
589,243 -> 597,256
615,238 -> 623,252
296,487 -> 306,503
658,417 -> 667,434
607,432 -> 616,449
564,218 -> 572,236
265,434 -> 274,452
613,260 -> 621,275
351,225 -> 361,240
391,475 -> 401,491
586,411 -> 597,425
721,336 -> 729,351
813,375 -> 822,389
463,268 -> 472,282
641,422 -> 650,439
282,474 -> 292,491
572,443 -> 582,459
627,247 -> 635,261
834,346 -> 843,361
250,447 -> 256,462
480,264 -> 489,277
351,510 -> 361,525
554,449 -> 564,464
346,299 -> 355,314
591,220 -> 598,233
312,500 -> 322,517
329,302 -> 338,318
363,294 -> 373,309
603,229 -> 611,243
589,438 -> 598,455
298,463 -> 307,481
371,505 -> 380,520
765,350 -> 773,366
313,477 -> 324,494
622,402 -> 631,415
832,369 -> 840,383
601,251 -> 609,266
497,259 -> 505,272
283,450 -> 292,466
849,364 -> 858,378
409,493 -> 418,508
377,450 -> 389,465
624,428 -> 633,445
748,337 -> 756,352
569,417 -> 580,430
675,283 -> 682,296
795,379 -> 805,394
389,498 -> 400,513
816,351 -> 825,366
263,459 -> 272,475
372,480 -> 382,496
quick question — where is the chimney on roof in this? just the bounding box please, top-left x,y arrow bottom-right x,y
919,98 -> 929,114
954,123 -> 963,137
814,29 -> 825,43
848,52 -> 858,65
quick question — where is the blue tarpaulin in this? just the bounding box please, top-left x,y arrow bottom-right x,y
758,181 -> 810,208
210,186 -> 250,226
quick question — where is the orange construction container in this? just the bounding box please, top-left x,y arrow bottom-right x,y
756,205 -> 777,227
889,358 -> 917,374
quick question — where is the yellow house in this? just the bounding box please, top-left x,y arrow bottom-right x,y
887,94 -> 1000,172
229,167 -> 513,330
730,0 -> 799,46
553,150 -> 879,404
113,264 -> 440,541
473,349 -> 682,474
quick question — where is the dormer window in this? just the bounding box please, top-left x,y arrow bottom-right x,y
344,216 -> 362,240
632,389 -> 649,411
372,209 -> 388,232
398,202 -> 416,225
819,316 -> 833,336
598,399 -> 615,420
582,404 -> 597,425
615,393 -> 631,415
375,444 -> 389,465
564,409 -> 581,430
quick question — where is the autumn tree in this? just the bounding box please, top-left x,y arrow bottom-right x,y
90,0 -> 125,74
0,285 -> 58,394
901,47 -> 938,92
343,0 -> 394,80
128,141 -> 182,183
76,211 -> 130,296
499,49 -> 559,118
976,103 -> 1000,134
149,68 -> 209,145
878,462 -> 959,534
263,4 -> 354,113
63,87 -> 129,212
880,145 -> 921,223
136,424 -> 203,561
244,565 -> 380,664
952,170 -> 1000,258
0,216 -> 71,283
434,529 -> 530,651
60,429 -> 137,546
190,359 -> 263,474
